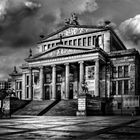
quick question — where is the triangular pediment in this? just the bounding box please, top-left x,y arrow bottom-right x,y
41,25 -> 104,42
30,46 -> 92,60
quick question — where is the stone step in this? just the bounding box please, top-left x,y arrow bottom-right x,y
13,100 -> 54,115
44,99 -> 78,116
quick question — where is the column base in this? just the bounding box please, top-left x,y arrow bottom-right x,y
76,111 -> 87,116
51,98 -> 57,101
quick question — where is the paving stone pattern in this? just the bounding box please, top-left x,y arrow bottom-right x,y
0,116 -> 140,139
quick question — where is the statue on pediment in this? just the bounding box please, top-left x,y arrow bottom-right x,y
65,13 -> 79,26
70,13 -> 79,25
28,48 -> 32,58
65,18 -> 71,25
13,66 -> 17,74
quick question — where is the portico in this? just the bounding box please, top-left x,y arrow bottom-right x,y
23,49 -> 104,101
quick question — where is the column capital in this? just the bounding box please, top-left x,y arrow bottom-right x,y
95,58 -> 100,62
64,63 -> 69,66
78,61 -> 84,64
39,66 -> 44,69
51,64 -> 56,68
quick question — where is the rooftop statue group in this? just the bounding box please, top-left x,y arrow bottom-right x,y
65,13 -> 79,26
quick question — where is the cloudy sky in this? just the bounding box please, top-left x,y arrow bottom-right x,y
0,0 -> 140,80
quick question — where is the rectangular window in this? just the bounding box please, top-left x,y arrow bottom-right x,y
118,81 -> 123,95
52,43 -> 55,47
26,87 -> 29,98
112,67 -> 117,78
34,72 -> 39,85
73,39 -> 77,46
26,75 -> 29,85
19,91 -> 22,99
124,65 -> 129,77
78,38 -> 82,46
88,36 -> 91,46
112,81 -> 116,95
70,73 -> 74,82
124,80 -> 129,95
20,82 -> 22,89
16,82 -> 18,90
43,45 -> 47,51
48,44 -> 50,49
118,66 -> 123,78
86,66 -> 95,80
45,73 -> 52,83
83,38 -> 86,46
69,40 -> 72,45
57,74 -> 62,83
92,36 -> 96,45
64,41 -> 68,45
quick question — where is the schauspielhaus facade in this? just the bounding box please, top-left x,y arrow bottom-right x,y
10,17 -> 140,115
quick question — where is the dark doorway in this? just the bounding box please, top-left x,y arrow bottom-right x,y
44,86 -> 50,100
69,84 -> 73,99
56,85 -> 61,100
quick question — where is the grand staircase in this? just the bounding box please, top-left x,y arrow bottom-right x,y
43,99 -> 78,116
13,100 -> 54,116
10,98 -> 31,114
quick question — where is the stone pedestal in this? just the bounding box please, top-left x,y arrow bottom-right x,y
76,94 -> 88,116
0,96 -> 11,119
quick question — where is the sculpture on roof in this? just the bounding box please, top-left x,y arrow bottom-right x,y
59,34 -> 63,44
65,13 -> 79,26
28,48 -> 32,58
13,66 -> 17,74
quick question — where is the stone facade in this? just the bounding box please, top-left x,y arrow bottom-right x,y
9,25 -> 140,115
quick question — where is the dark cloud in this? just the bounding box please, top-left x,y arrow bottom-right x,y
119,15 -> 140,50
0,0 -> 41,47
1,0 -> 140,80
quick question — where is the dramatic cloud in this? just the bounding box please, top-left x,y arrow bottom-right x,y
119,15 -> 140,49
1,0 -> 140,80
63,0 -> 98,14
0,0 -> 41,47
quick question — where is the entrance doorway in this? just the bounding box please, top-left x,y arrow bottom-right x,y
56,85 -> 61,100
44,86 -> 50,100
69,83 -> 73,99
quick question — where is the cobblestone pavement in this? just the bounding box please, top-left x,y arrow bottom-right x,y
0,115 -> 140,140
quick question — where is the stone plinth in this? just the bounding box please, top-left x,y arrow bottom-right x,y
0,96 -> 11,119
76,94 -> 88,116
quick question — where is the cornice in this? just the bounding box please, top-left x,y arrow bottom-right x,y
26,48 -> 108,63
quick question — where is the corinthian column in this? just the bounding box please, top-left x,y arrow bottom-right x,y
79,61 -> 84,93
29,67 -> 33,100
95,59 -> 100,97
52,65 -> 56,100
22,73 -> 26,100
65,63 -> 70,100
40,66 -> 44,100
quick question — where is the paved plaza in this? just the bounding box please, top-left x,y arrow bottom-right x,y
0,115 -> 140,139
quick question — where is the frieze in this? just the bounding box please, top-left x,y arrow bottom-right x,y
30,53 -> 100,68
40,48 -> 85,59
47,27 -> 98,40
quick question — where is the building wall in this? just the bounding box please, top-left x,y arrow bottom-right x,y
109,54 -> 140,115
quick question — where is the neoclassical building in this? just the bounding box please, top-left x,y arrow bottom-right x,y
10,18 -> 140,114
